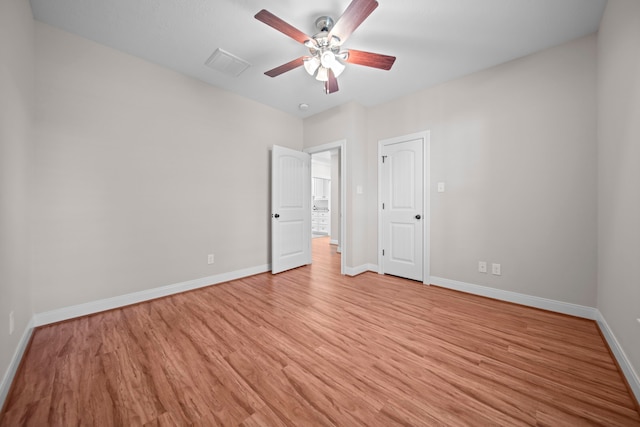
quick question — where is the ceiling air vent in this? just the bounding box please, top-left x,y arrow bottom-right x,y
205,48 -> 251,77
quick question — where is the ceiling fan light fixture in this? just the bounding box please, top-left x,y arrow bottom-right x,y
304,57 -> 320,75
316,66 -> 329,82
331,60 -> 346,78
304,39 -> 319,55
320,51 -> 336,68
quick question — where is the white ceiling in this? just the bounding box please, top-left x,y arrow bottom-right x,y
29,0 -> 607,118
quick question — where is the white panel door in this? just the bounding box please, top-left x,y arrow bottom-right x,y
272,145 -> 311,274
381,138 -> 423,281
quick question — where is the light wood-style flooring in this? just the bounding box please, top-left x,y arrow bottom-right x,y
1,237 -> 639,426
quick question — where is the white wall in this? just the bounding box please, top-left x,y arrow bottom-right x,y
597,0 -> 640,393
32,23 -> 303,313
366,35 -> 598,306
0,0 -> 35,401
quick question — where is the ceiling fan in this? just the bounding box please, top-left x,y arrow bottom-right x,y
255,0 -> 396,94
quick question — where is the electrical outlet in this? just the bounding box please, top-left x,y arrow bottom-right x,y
9,311 -> 14,335
492,263 -> 501,276
478,261 -> 487,273
207,254 -> 215,265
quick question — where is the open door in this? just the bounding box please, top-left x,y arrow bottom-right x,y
271,145 -> 312,274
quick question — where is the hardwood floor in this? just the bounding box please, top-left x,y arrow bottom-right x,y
2,237 -> 639,426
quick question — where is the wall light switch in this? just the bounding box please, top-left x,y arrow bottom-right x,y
437,182 -> 445,193
356,185 -> 363,195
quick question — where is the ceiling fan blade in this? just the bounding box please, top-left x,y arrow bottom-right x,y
325,68 -> 339,94
328,0 -> 378,43
264,57 -> 305,77
255,9 -> 311,44
345,49 -> 396,70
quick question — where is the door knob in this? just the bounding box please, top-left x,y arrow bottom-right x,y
273,213 -> 280,218
415,214 -> 421,220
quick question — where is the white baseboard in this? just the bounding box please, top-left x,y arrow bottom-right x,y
1,316 -> 34,410
596,311 -> 640,403
330,239 -> 338,245
34,264 -> 271,327
345,263 -> 378,276
429,276 -> 598,320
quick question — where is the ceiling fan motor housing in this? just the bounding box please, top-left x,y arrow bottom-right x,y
315,16 -> 334,32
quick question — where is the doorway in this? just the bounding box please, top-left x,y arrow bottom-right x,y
305,140 -> 346,275
311,151 -> 336,239
378,132 -> 430,283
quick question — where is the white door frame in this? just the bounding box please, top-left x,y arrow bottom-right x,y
305,140 -> 347,276
377,131 -> 430,284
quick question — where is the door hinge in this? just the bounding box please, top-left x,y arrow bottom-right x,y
382,202 -> 385,210
382,249 -> 385,256
382,155 -> 387,163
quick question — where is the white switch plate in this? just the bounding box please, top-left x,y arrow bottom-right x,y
356,185 -> 363,194
478,261 -> 487,273
492,263 -> 501,276
207,254 -> 215,264
437,182 -> 445,193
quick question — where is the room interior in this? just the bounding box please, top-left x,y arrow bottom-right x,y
1,0 -> 639,422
